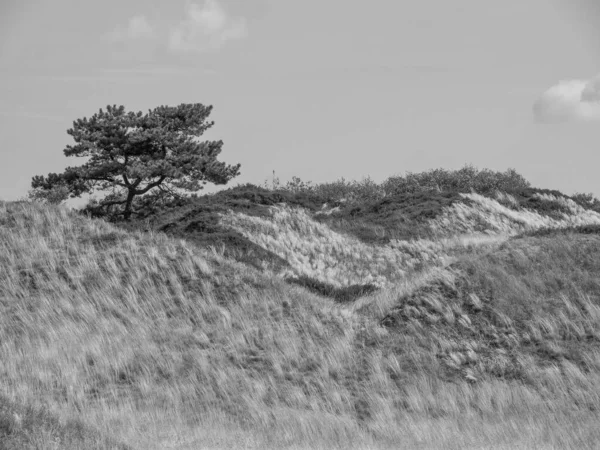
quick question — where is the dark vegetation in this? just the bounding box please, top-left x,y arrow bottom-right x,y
286,275 -> 379,303
517,224 -> 600,239
30,103 -> 240,220
264,165 -> 532,201
381,166 -> 531,196
314,190 -> 469,243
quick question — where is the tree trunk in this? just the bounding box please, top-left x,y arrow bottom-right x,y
123,189 -> 136,221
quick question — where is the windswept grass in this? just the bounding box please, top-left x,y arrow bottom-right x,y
428,192 -> 600,236
230,190 -> 600,299
219,204 -> 476,289
3,187 -> 600,449
0,393 -> 132,450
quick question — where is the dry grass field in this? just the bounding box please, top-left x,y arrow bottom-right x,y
3,169 -> 600,449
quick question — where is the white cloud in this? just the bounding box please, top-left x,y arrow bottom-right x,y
533,74 -> 600,124
169,0 -> 247,53
105,15 -> 154,42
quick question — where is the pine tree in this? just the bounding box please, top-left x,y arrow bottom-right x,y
30,103 -> 240,220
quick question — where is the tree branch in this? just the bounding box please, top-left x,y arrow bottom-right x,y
135,176 -> 166,195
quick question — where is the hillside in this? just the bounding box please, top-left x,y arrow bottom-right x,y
3,167 -> 600,449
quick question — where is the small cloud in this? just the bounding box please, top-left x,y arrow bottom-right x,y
105,15 -> 155,42
169,0 -> 247,53
533,74 -> 600,123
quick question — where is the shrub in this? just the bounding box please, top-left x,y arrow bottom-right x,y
266,173 -> 386,206
27,183 -> 70,205
286,275 -> 378,303
382,165 -> 531,196
571,192 -> 600,213
516,224 -> 600,238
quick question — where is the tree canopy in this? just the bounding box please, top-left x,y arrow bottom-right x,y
30,103 -> 241,220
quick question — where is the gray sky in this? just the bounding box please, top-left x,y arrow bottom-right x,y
1,0 -> 600,204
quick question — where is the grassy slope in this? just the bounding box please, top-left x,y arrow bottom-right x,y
2,184 -> 600,448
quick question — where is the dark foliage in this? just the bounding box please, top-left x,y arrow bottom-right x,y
515,224 -> 600,239
32,103 -> 240,220
262,172 -> 385,205
268,165 -> 531,206
286,275 -> 378,303
345,190 -> 464,221
213,183 -> 329,212
314,191 -> 466,243
381,165 -> 530,196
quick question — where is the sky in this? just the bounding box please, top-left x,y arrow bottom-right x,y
1,0 -> 600,206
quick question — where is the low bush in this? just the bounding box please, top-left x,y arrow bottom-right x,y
571,192 -> 600,213
516,224 -> 600,239
286,275 -> 378,303
315,191 -> 465,243
381,165 -> 530,196
264,172 -> 386,206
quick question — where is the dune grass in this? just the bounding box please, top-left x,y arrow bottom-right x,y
2,198 -> 600,449
219,204 -> 510,290
428,192 -> 600,237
